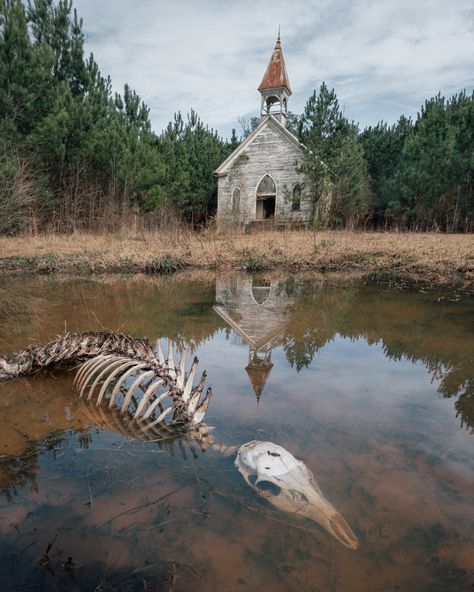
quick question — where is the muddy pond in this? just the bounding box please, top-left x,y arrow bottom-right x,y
0,272 -> 473,591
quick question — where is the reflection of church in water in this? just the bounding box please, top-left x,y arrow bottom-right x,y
214,277 -> 296,400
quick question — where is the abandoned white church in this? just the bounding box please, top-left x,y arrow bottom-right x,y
215,35 -> 311,225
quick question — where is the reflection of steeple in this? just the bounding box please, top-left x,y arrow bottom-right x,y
245,350 -> 273,401
214,276 -> 295,400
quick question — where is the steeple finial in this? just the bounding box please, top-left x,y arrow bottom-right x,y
257,33 -> 292,94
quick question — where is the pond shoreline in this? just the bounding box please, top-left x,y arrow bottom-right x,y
0,230 -> 472,292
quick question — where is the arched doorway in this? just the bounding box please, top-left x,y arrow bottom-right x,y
256,174 -> 276,220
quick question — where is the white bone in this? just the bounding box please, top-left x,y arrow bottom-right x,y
190,388 -> 212,426
235,441 -> 358,550
74,341 -> 210,428
84,357 -> 127,401
182,357 -> 198,402
95,358 -> 133,406
74,354 -> 113,389
77,355 -> 116,393
132,377 -> 164,419
94,359 -> 137,405
74,356 -> 97,389
140,406 -> 173,432
156,340 -> 165,365
120,370 -> 156,415
167,341 -> 175,377
108,362 -> 147,408
140,390 -> 170,420
177,350 -> 186,388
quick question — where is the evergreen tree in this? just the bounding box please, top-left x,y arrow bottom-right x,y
360,116 -> 413,226
158,110 -> 231,224
297,82 -> 371,227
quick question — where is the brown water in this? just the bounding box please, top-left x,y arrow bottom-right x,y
0,273 -> 473,591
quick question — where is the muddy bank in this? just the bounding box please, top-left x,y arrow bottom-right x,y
0,230 -> 472,291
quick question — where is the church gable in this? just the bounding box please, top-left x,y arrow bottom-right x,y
216,119 -> 309,223
215,116 -> 304,177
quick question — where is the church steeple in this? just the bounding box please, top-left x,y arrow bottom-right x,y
245,349 -> 274,401
258,33 -> 292,127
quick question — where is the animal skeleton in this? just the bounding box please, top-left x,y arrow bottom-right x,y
0,331 -> 212,428
235,440 -> 359,550
1,333 -> 360,548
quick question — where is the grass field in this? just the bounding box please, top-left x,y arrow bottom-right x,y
0,229 -> 473,290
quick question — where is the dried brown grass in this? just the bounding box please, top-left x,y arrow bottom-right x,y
0,227 -> 472,289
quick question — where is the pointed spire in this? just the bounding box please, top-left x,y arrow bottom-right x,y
258,34 -> 292,94
245,352 -> 274,401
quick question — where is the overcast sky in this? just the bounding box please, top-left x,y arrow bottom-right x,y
74,0 -> 474,139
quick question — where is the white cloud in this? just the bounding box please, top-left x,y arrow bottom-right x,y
74,0 -> 474,136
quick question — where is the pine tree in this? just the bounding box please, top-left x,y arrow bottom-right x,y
297,82 -> 371,227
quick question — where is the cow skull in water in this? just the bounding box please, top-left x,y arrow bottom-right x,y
235,440 -> 358,550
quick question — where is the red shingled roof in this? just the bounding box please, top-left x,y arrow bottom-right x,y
258,38 -> 292,94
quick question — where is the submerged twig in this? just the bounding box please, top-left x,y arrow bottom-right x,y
102,480 -> 193,527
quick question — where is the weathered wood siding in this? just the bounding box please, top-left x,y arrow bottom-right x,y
214,276 -> 296,350
217,119 -> 311,224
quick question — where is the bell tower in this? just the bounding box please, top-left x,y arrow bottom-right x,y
258,31 -> 292,127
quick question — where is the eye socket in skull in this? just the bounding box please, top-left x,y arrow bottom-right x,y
256,480 -> 282,497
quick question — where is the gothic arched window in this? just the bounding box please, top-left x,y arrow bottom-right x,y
292,184 -> 301,211
232,187 -> 240,214
257,175 -> 276,196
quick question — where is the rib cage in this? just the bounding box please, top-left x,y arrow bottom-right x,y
0,332 -> 212,428
76,398 -> 213,459
73,340 -> 212,428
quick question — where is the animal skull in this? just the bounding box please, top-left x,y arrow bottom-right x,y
235,440 -> 358,550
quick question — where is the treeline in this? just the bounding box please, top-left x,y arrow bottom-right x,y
0,0 -> 233,234
1,0 -> 473,234
359,91 -> 473,231
243,84 -> 474,231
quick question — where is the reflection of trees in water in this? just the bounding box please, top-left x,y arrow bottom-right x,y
282,283 -> 356,371
2,273 -> 472,441
0,281 -> 48,348
0,409 -> 212,503
0,425 -> 206,591
279,279 -> 474,430
0,432 -> 66,502
0,275 -> 224,354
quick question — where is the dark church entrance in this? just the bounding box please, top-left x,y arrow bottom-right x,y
262,197 -> 275,219
256,175 -> 276,220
